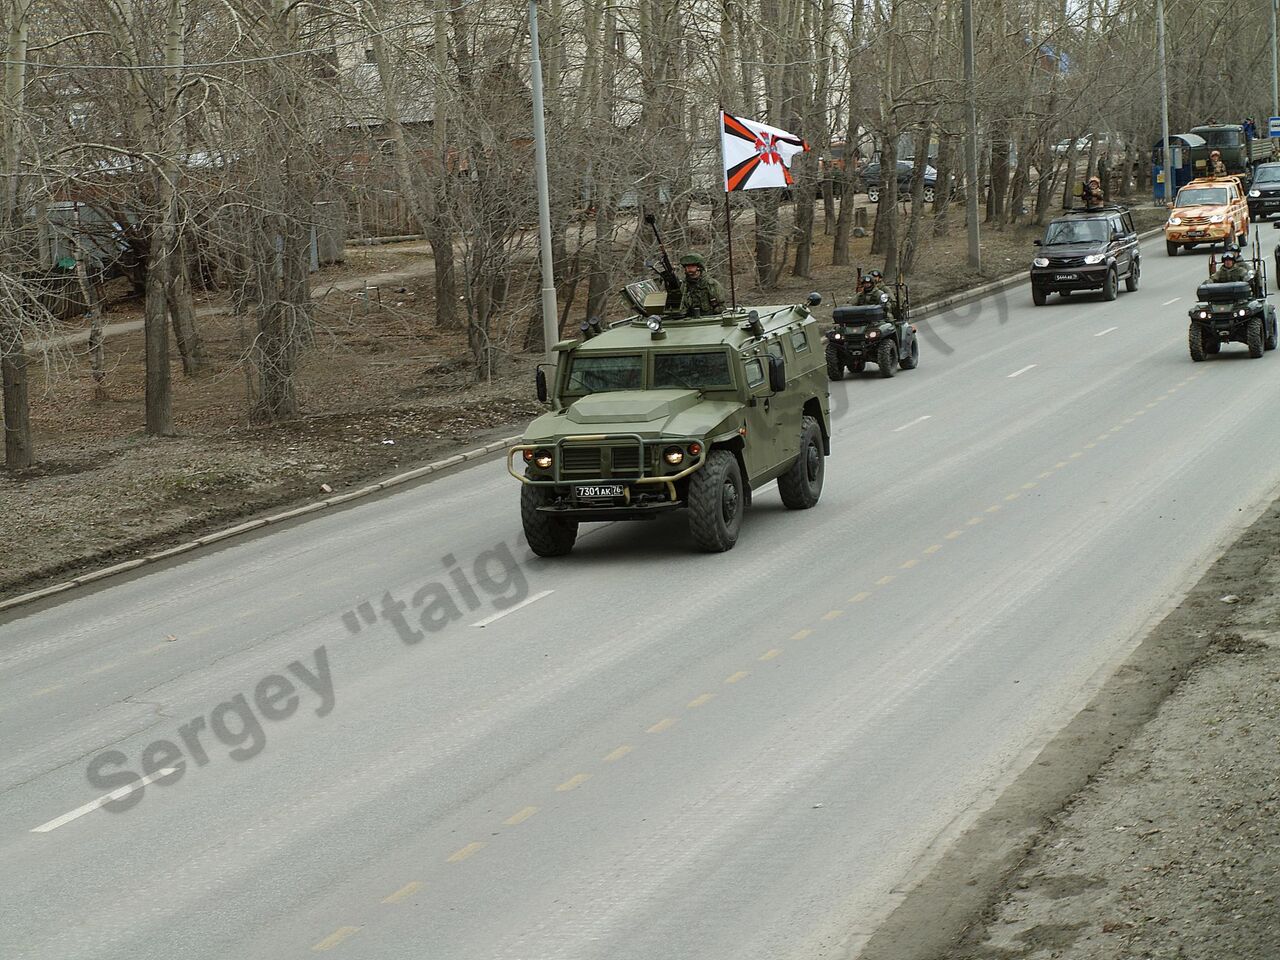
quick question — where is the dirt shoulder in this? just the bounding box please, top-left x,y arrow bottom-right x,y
858,495 -> 1280,960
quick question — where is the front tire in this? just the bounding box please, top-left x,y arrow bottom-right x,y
1032,285 -> 1047,306
923,186 -> 936,204
825,342 -> 844,380
1247,317 -> 1265,357
778,416 -> 824,510
899,337 -> 920,369
688,450 -> 744,552
521,483 -> 578,556
1166,239 -> 1178,256
1266,312 -> 1278,350
867,185 -> 880,203
1102,268 -> 1118,301
1125,259 -> 1140,292
1189,324 -> 1207,362
877,339 -> 899,378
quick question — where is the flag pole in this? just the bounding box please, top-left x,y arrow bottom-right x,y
719,109 -> 738,311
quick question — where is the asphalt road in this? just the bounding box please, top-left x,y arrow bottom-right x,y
4,230 -> 1280,960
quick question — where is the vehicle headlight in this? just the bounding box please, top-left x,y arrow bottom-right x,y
663,446 -> 684,466
1238,308 -> 1248,317
1033,257 -> 1049,267
533,449 -> 553,469
1084,254 -> 1104,265
1210,214 -> 1224,223
1250,189 -> 1262,197
1168,216 -> 1182,225
866,329 -> 879,339
1199,310 -> 1210,319
831,331 -> 843,340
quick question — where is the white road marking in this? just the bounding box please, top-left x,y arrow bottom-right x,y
893,415 -> 932,433
31,768 -> 179,833
1007,364 -> 1038,378
1162,297 -> 1181,305
471,589 -> 554,627
1094,326 -> 1118,337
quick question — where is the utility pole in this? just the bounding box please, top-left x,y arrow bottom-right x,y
1157,0 -> 1172,206
961,0 -> 980,270
1272,0 -> 1278,119
528,0 -> 559,360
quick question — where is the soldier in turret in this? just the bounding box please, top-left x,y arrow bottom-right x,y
678,253 -> 726,317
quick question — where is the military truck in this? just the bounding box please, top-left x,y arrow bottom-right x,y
1187,236 -> 1278,361
1190,123 -> 1275,174
508,278 -> 832,555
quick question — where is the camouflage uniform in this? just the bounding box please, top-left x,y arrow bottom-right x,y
1208,156 -> 1228,177
856,284 -> 888,305
1214,261 -> 1249,282
1082,180 -> 1104,210
678,254 -> 726,317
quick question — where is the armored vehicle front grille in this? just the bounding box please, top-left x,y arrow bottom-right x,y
1048,256 -> 1085,267
562,447 -> 601,473
1180,215 -> 1210,225
611,448 -> 641,474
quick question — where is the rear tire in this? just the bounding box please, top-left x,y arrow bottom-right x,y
877,340 -> 899,378
688,450 -> 744,552
1102,268 -> 1118,301
1248,317 -> 1265,357
777,416 -> 824,510
1032,285 -> 1047,306
899,337 -> 920,369
867,186 -> 880,203
1266,313 -> 1278,350
520,483 -> 578,557
1125,259 -> 1140,292
1166,239 -> 1178,256
1189,324 -> 1206,362
825,342 -> 844,380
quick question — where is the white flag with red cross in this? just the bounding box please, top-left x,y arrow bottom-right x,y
721,110 -> 810,191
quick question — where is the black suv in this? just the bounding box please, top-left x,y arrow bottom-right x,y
1248,163 -> 1280,220
860,160 -> 946,204
1030,205 -> 1140,306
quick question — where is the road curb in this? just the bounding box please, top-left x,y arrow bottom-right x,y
0,434 -> 523,615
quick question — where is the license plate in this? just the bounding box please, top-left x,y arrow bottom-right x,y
574,484 -> 625,500
1188,230 -> 1206,237
1056,273 -> 1078,280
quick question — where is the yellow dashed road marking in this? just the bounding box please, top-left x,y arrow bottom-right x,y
1054,460 -> 1069,469
1069,451 -> 1084,458
1038,470 -> 1054,479
34,685 -> 64,697
447,841 -> 487,862
646,718 -> 677,734
790,629 -> 812,641
945,529 -> 964,539
876,575 -> 895,585
986,505 -> 1002,513
901,558 -> 920,569
822,609 -> 844,621
556,772 -> 593,790
1110,425 -> 1124,433
382,881 -> 422,904
724,671 -> 749,684
603,745 -> 633,763
503,806 -> 539,826
759,648 -> 783,660
849,591 -> 872,602
965,517 -> 983,526
88,662 -> 119,675
923,544 -> 942,555
1003,493 -> 1019,502
1083,442 -> 1096,449
312,927 -> 361,951
687,693 -> 716,708
1022,482 -> 1038,490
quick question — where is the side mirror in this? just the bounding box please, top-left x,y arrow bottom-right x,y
1033,239 -> 1042,246
1272,220 -> 1280,229
806,291 -> 822,307
535,368 -> 548,403
768,355 -> 786,392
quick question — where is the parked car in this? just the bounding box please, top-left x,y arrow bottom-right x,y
859,160 -> 950,203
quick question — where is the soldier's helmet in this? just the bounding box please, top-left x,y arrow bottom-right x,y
679,253 -> 706,269
1223,249 -> 1238,263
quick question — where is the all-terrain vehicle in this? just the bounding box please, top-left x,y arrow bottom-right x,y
1187,237 -> 1278,361
1030,204 -> 1140,304
823,276 -> 919,379
508,224 -> 832,556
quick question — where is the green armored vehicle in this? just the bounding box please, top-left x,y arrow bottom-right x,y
508,279 -> 832,555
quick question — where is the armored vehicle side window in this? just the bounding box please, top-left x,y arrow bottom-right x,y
765,341 -> 785,362
744,358 -> 765,388
566,355 -> 643,395
653,351 -> 734,389
790,330 -> 810,353
1122,212 -> 1135,234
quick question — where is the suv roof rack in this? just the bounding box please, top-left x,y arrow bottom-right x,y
1058,203 -> 1127,215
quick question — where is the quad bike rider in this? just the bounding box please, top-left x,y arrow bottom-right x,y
824,270 -> 920,380
1187,240 -> 1279,361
